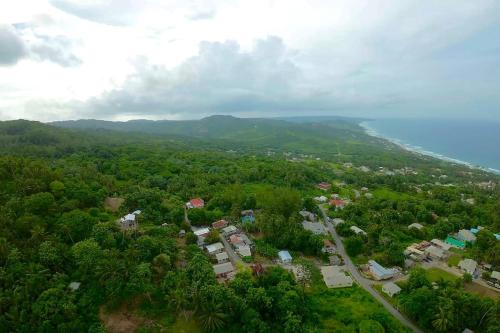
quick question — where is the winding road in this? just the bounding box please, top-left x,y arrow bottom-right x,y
319,206 -> 423,333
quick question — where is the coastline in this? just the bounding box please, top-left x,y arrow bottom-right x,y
359,121 -> 500,175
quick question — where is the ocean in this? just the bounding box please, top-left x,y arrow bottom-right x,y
360,118 -> 500,173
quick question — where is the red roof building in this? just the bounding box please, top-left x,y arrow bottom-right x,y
229,234 -> 242,245
212,219 -> 229,229
329,199 -> 346,209
187,198 -> 205,209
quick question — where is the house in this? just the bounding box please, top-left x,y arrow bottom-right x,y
491,271 -> 500,281
320,266 -> 353,288
206,242 -> 224,255
241,214 -> 255,224
236,244 -> 252,257
404,245 -> 425,260
222,225 -> 238,236
241,209 -> 254,216
431,239 -> 452,251
329,199 -> 346,209
470,226 -> 483,234
424,245 -> 446,259
462,329 -> 474,333
212,219 -> 229,229
186,198 -> 204,209
317,182 -> 331,191
302,221 -> 327,235
332,218 -> 345,227
382,282 -> 402,297
193,227 -> 210,237
239,233 -> 254,247
322,239 -> 336,254
178,229 -> 186,237
278,250 -> 292,264
361,187 -> 369,192
215,252 -> 229,264
229,234 -> 242,245
457,229 -> 477,243
299,210 -> 316,221
368,260 -> 398,280
331,193 -> 340,199
118,210 -> 141,229
408,223 -> 424,230
314,195 -> 328,203
68,282 -> 81,291
350,226 -> 367,236
458,258 -> 478,276
213,262 -> 234,278
364,193 -> 373,199
359,166 -> 370,172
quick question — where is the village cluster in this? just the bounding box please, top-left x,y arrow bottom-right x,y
115,174 -> 500,300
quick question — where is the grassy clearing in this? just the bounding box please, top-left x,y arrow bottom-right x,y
309,285 -> 411,333
447,254 -> 461,267
425,267 -> 459,282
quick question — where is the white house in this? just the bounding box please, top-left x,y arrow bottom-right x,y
320,266 -> 353,288
408,223 -> 424,230
314,196 -> 328,203
215,252 -> 229,264
194,227 -> 210,237
222,225 -> 238,236
458,258 -> 478,275
213,262 -> 234,278
278,250 -> 292,264
491,271 -> 500,281
206,242 -> 224,255
332,218 -> 345,227
350,226 -> 367,236
236,244 -> 252,258
382,282 -> 402,297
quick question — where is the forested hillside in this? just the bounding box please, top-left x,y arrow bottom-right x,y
0,119 -> 498,333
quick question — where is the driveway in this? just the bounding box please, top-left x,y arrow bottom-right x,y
219,234 -> 243,266
319,206 -> 423,333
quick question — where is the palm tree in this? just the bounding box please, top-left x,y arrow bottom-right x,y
432,304 -> 454,332
197,301 -> 227,332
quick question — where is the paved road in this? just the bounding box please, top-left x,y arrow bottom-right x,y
319,206 -> 423,333
219,234 -> 243,266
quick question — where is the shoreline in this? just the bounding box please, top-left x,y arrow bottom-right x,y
359,121 -> 500,175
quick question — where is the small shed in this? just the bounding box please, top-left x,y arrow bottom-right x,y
278,250 -> 292,264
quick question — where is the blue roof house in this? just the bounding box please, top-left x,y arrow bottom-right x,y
368,260 -> 397,280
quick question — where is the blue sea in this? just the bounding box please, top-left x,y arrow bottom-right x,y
360,118 -> 500,173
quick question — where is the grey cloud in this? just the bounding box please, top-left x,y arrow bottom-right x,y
29,35 -> 82,67
83,37 -> 334,117
1,23 -> 82,67
0,25 -> 27,66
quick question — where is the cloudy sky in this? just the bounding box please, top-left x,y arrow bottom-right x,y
1,0 -> 500,121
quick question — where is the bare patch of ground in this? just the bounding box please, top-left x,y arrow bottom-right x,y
104,197 -> 124,212
99,306 -> 145,333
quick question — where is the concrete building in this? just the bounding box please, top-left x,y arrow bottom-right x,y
206,242 -> 224,255
424,245 -> 446,259
458,229 -> 477,243
382,282 -> 402,297
459,258 -> 478,276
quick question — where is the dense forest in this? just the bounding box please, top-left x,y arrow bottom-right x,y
0,117 -> 498,332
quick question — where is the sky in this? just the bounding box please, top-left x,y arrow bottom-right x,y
1,0 -> 500,121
